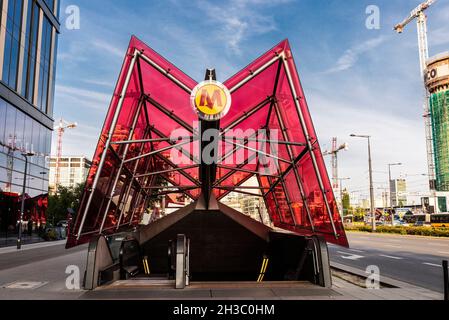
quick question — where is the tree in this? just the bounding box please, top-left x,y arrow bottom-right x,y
353,207 -> 366,222
342,189 -> 350,216
46,183 -> 85,226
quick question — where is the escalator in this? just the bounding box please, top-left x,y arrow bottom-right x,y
84,200 -> 332,290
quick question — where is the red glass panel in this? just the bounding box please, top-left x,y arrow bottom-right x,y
67,37 -> 348,249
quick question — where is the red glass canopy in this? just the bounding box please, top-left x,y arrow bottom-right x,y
66,36 -> 348,248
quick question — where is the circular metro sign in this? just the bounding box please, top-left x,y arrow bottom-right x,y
191,80 -> 232,121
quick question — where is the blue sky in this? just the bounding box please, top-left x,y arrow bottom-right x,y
53,0 -> 449,203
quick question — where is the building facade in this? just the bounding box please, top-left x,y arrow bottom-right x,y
222,191 -> 268,224
49,156 -> 91,192
0,0 -> 60,242
390,179 -> 407,207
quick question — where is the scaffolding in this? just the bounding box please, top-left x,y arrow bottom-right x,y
430,89 -> 449,191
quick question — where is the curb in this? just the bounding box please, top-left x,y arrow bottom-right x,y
0,240 -> 67,255
331,261 -> 400,288
330,261 -> 441,293
345,230 -> 449,241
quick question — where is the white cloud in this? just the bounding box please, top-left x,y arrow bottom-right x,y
82,79 -> 115,88
55,85 -> 111,110
91,39 -> 125,58
323,36 -> 388,74
56,85 -> 110,104
195,0 -> 290,54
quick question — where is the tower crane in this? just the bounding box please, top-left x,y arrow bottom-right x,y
323,138 -> 349,190
54,118 -> 77,188
394,0 -> 437,193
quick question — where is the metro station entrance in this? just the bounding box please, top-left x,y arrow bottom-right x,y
66,37 -> 348,290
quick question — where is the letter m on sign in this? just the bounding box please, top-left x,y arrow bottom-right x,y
199,89 -> 223,109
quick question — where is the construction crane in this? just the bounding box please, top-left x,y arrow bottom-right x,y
323,138 -> 349,190
54,118 -> 77,188
4,134 -> 18,192
394,0 -> 437,193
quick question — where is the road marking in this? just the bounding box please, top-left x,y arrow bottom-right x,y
348,249 -> 365,253
423,262 -> 442,268
379,254 -> 403,260
3,281 -> 48,290
337,251 -> 364,261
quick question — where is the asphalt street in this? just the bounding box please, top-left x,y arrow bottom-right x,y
0,242 -> 87,299
0,232 -> 447,299
329,232 -> 449,293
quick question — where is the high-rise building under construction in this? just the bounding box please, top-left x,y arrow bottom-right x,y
426,53 -> 449,194
426,52 -> 449,191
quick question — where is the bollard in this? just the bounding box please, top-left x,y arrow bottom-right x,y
443,260 -> 448,301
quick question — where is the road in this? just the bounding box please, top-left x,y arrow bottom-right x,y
0,232 -> 447,299
0,242 -> 87,299
329,232 -> 449,293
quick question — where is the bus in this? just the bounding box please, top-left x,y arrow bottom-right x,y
402,213 -> 428,224
430,214 -> 449,228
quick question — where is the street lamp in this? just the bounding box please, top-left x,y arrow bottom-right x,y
17,152 -> 35,250
350,134 -> 376,231
388,162 -> 403,226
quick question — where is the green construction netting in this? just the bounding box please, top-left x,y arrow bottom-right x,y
430,90 -> 449,191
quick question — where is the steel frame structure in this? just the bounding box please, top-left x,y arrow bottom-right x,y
67,37 -> 348,248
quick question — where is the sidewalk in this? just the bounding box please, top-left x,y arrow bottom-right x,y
0,240 -> 67,255
0,234 -> 46,249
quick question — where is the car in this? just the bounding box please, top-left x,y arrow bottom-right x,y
56,220 -> 68,228
414,221 -> 426,227
393,220 -> 407,226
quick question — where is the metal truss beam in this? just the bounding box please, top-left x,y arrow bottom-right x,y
214,145 -> 259,187
216,164 -> 279,178
216,174 -> 257,201
273,101 -> 315,231
281,54 -> 339,238
99,100 -> 145,232
216,186 -> 270,190
123,137 -> 197,164
154,153 -> 201,187
135,165 -> 199,179
142,186 -> 197,190
264,128 -> 297,226
116,126 -> 158,230
221,97 -> 272,136
151,127 -> 200,165
229,55 -> 282,94
77,49 -> 139,240
215,187 -> 263,198
222,136 -> 306,147
111,137 -> 192,145
138,51 -> 193,94
223,139 -> 292,165
144,95 -> 194,133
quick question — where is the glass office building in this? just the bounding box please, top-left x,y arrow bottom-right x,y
0,0 -> 60,245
